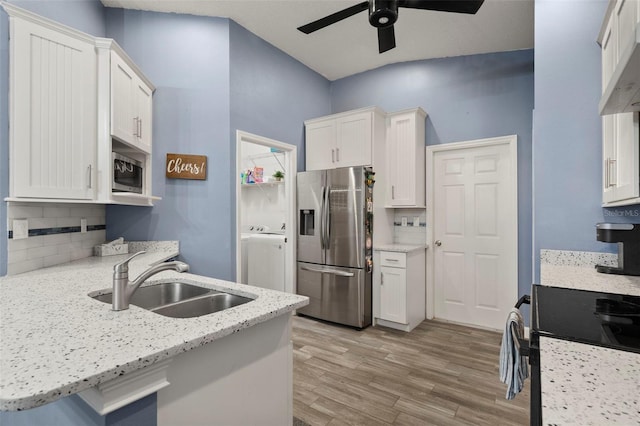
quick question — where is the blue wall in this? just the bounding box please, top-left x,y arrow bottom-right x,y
0,0 -> 107,276
228,21 -> 331,276
0,393 -> 156,426
104,9 -> 233,279
104,12 -> 333,280
331,50 -> 534,300
229,21 -> 331,173
532,0 -> 639,279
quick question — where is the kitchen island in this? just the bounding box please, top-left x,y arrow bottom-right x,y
0,243 -> 308,425
538,249 -> 640,425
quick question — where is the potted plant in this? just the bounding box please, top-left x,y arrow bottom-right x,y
273,170 -> 284,182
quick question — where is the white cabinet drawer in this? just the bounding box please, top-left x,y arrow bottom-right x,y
379,251 -> 406,268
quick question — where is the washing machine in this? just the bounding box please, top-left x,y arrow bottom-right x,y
247,234 -> 286,292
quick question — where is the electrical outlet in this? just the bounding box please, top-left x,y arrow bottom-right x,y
81,218 -> 87,233
13,219 -> 28,240
413,217 -> 420,227
401,217 -> 408,227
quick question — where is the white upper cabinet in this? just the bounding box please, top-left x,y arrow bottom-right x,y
599,1 -> 640,206
602,112 -> 640,205
335,111 -> 373,168
9,14 -> 97,200
599,0 -> 640,115
304,107 -> 383,171
111,50 -> 153,153
305,119 -> 335,171
4,3 -> 157,205
96,39 -> 157,206
385,108 -> 426,207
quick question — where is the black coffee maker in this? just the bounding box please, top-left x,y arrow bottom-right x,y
596,223 -> 640,276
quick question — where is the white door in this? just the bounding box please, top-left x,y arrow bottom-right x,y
431,137 -> 517,330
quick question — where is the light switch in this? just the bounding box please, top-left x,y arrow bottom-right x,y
13,219 -> 28,240
81,218 -> 87,233
413,217 -> 420,227
401,217 -> 408,227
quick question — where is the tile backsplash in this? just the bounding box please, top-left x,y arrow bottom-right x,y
7,202 -> 106,275
393,209 -> 427,245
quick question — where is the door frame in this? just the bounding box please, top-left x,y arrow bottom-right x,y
235,130 -> 297,293
425,135 -> 518,323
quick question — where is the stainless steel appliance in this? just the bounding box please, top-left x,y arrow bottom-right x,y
296,166 -> 374,328
112,152 -> 143,194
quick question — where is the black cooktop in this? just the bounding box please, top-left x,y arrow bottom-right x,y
532,284 -> 640,354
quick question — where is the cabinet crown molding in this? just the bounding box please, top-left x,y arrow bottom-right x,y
96,37 -> 155,91
304,106 -> 386,125
1,1 -> 95,44
386,107 -> 428,119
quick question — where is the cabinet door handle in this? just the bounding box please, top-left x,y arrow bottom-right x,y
133,117 -> 139,137
87,165 -> 92,189
434,240 -> 442,247
605,158 -> 609,188
391,185 -> 395,200
384,258 -> 399,262
336,148 -> 340,162
381,272 -> 384,285
138,118 -> 142,139
331,149 -> 335,163
609,159 -> 617,186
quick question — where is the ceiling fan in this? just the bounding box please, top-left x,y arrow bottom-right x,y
297,0 -> 485,54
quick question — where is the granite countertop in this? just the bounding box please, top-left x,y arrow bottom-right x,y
539,337 -> 640,425
0,244 -> 308,411
374,243 -> 428,254
538,249 -> 640,425
541,263 -> 640,296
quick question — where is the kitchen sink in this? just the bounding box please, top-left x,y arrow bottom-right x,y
90,281 -> 253,317
151,293 -> 252,318
91,281 -> 213,310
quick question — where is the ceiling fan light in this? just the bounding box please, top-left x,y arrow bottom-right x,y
369,0 -> 398,28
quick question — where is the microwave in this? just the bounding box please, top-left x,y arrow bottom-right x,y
112,153 -> 143,194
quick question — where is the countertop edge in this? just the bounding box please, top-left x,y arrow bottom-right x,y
373,244 -> 428,254
0,247 -> 309,412
0,299 -> 307,412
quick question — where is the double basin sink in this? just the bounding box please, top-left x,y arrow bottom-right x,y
91,281 -> 252,318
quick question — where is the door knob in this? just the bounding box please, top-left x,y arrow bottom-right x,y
434,240 -> 442,247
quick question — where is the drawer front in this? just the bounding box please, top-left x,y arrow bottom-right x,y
379,251 -> 406,268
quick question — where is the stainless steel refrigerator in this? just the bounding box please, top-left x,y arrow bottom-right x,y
297,166 -> 374,328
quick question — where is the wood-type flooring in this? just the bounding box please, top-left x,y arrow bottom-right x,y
292,316 -> 530,426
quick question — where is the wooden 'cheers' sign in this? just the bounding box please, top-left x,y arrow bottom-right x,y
166,153 -> 207,180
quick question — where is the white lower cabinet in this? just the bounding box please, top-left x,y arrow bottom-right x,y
375,249 -> 426,332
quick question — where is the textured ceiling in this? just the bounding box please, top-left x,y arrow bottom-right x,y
100,0 -> 534,81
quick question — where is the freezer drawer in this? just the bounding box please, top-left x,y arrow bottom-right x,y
296,262 -> 371,328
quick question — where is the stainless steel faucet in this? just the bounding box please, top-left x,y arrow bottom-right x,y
112,251 -> 189,311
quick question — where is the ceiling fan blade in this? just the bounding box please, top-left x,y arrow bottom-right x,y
378,25 -> 396,53
298,1 -> 369,34
399,0 -> 484,14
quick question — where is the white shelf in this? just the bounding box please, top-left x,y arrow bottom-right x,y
241,181 -> 284,188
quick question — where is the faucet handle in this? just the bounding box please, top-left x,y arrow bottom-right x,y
113,251 -> 146,276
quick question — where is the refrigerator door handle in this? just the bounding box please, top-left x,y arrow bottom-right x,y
325,185 -> 331,249
300,265 -> 355,277
319,186 -> 325,250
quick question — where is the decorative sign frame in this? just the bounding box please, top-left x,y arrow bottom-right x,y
166,153 -> 207,180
